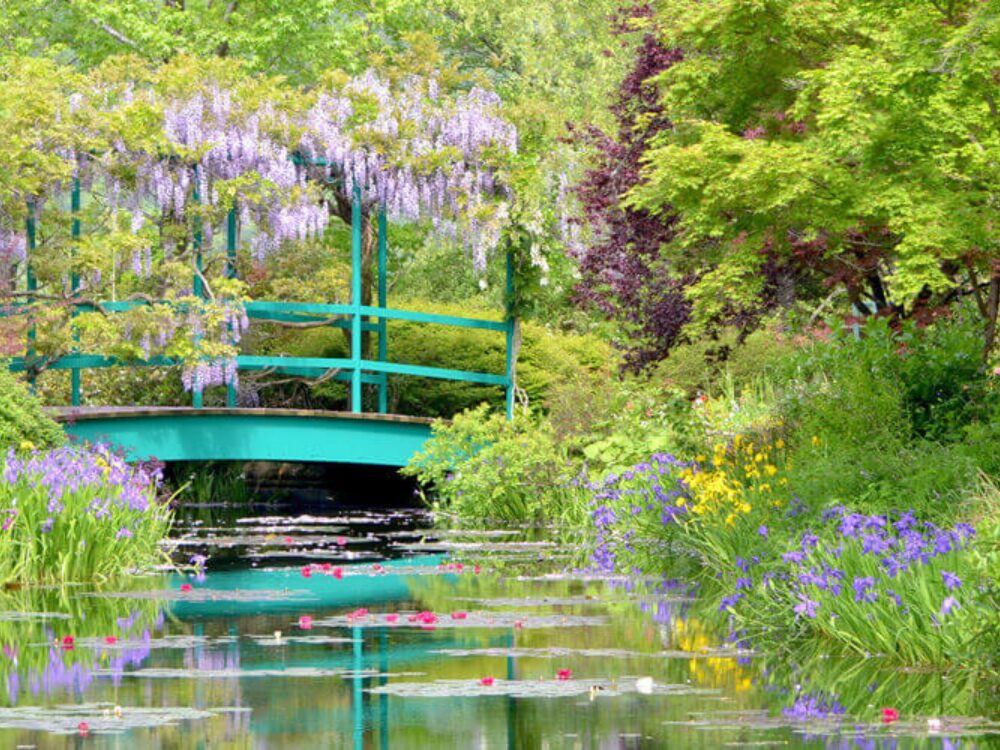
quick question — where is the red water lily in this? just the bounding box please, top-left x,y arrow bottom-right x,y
557,669 -> 572,681
104,636 -> 118,645
180,583 -> 192,593
385,614 -> 399,623
77,721 -> 89,736
881,707 -> 900,724
450,611 -> 468,620
283,536 -> 294,544
481,676 -> 495,686
300,566 -> 312,578
298,616 -> 313,630
417,611 -> 437,624
332,567 -> 344,580
61,636 -> 74,651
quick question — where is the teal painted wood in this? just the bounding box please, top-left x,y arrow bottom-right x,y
356,305 -> 507,331
364,360 -> 508,385
25,202 -> 36,389
71,179 -> 82,406
505,250 -> 515,420
226,207 -> 238,408
56,409 -> 432,466
8,354 -> 177,371
350,184 -> 363,413
191,168 -> 203,410
377,208 -> 388,414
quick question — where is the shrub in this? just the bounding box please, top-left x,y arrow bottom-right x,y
403,405 -> 585,524
653,321 -> 797,396
0,367 -> 63,450
0,444 -> 171,583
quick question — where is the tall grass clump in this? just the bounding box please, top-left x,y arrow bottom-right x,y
0,444 -> 172,583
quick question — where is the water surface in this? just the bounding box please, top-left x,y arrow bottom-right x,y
0,504 -> 995,748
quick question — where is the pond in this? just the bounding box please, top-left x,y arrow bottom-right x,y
0,499 -> 996,748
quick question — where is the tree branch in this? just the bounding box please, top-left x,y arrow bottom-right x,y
87,18 -> 140,50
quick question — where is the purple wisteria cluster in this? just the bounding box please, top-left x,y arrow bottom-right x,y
178,300 -> 249,393
586,453 -> 691,574
299,72 -> 518,270
85,82 -> 330,262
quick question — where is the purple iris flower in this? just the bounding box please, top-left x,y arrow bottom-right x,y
793,596 -> 820,618
940,596 -> 959,616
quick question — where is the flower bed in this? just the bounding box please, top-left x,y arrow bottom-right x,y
0,445 -> 171,583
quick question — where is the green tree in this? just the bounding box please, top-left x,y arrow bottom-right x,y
628,0 -> 1000,357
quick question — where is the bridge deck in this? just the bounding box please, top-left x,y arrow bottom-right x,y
51,407 -> 435,466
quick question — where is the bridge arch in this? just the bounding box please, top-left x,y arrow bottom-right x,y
54,407 -> 433,467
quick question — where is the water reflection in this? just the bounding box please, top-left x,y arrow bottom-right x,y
0,508 -> 991,748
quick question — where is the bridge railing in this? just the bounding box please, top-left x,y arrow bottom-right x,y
4,182 -> 517,419
7,297 -> 515,418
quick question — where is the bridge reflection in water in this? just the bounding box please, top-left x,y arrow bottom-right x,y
174,558 -> 518,750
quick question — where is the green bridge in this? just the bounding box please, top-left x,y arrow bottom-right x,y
6,184 -> 516,467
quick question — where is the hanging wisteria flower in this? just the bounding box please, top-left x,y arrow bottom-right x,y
298,71 -> 517,271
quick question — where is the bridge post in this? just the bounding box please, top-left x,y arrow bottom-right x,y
377,207 -> 388,414
192,166 -> 203,409
25,201 -> 36,391
70,178 -> 82,406
350,184 -> 363,413
226,206 -> 238,408
505,249 -> 515,420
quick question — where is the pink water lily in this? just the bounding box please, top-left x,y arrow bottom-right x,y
180,583 -> 192,593
104,636 -> 118,645
336,536 -> 347,546
61,636 -> 74,651
298,616 -> 313,630
331,567 -> 344,580
385,613 -> 399,623
372,563 -> 385,574
300,566 -> 312,578
450,611 -> 468,620
481,676 -> 495,686
474,565 -> 481,575
557,668 -> 572,681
